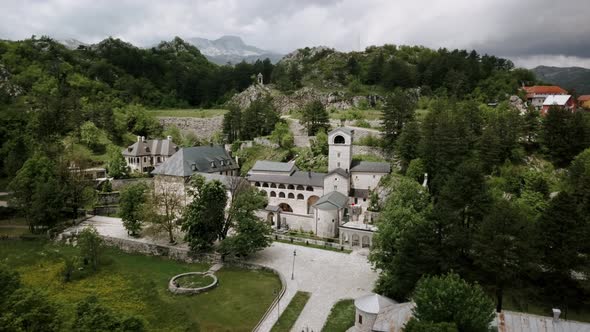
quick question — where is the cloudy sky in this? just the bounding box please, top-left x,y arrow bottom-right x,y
1,0 -> 589,68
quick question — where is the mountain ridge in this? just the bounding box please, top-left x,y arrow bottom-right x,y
184,35 -> 283,65
532,65 -> 590,94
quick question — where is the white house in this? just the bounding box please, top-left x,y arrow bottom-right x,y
246,127 -> 391,246
123,136 -> 179,173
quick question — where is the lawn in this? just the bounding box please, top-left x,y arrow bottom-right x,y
148,108 -> 228,118
0,240 -> 281,331
271,291 -> 311,332
321,299 -> 355,332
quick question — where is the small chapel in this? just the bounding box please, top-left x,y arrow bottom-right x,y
246,128 -> 390,245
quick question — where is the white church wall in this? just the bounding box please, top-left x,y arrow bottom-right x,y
351,172 -> 386,190
323,173 -> 350,197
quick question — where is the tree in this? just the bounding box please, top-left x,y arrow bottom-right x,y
269,122 -> 294,149
541,106 -> 590,167
478,106 -> 522,172
567,148 -> 590,220
301,100 -> 330,136
182,175 -> 227,252
310,129 -> 329,156
404,319 -> 457,332
397,121 -> 421,169
536,192 -> 589,315
222,104 -> 242,143
9,155 -> 65,232
106,144 -> 128,179
78,226 -> 103,271
0,288 -> 62,332
522,107 -> 540,145
73,296 -> 145,332
80,121 -> 109,153
62,159 -> 96,221
0,265 -> 21,306
119,182 -> 149,236
382,88 -> 416,151
241,98 -> 280,140
145,181 -> 184,244
406,158 -> 426,184
219,186 -> 270,258
472,198 -> 535,312
411,273 -> 495,332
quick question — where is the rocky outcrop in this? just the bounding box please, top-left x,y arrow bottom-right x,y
509,95 -> 527,114
229,84 -> 383,114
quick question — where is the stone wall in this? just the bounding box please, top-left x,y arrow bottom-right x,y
111,178 -> 153,191
157,116 -> 224,140
97,192 -> 119,205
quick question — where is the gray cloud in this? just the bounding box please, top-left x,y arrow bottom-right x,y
0,0 -> 589,68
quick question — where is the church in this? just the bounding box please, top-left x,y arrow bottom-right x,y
246,128 -> 390,245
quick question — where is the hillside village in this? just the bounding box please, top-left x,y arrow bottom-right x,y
1,31 -> 590,332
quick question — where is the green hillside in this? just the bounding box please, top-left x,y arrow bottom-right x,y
532,65 -> 590,94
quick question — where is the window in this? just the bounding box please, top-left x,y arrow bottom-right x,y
297,194 -> 304,200
288,193 -> 295,199
337,162 -> 341,168
255,182 -> 261,187
359,314 -> 363,324
220,160 -> 225,166
306,186 -> 313,191
296,185 -> 304,191
279,192 -> 286,198
271,183 -> 277,188
270,191 -> 276,197
278,184 -> 286,189
334,177 -> 338,181
373,175 -> 375,178
287,184 -> 294,190
337,152 -> 341,157
334,185 -> 337,191
334,135 -> 345,144
210,162 -> 216,168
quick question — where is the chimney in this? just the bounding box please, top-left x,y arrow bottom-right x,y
167,135 -> 172,141
552,308 -> 561,321
137,136 -> 141,142
141,136 -> 146,142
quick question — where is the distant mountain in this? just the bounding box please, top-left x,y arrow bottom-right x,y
56,38 -> 88,50
185,35 -> 283,65
532,66 -> 590,95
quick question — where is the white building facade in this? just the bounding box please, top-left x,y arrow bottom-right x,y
247,128 -> 391,246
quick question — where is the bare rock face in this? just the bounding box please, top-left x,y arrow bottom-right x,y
509,95 -> 528,114
229,83 -> 381,114
0,64 -> 23,97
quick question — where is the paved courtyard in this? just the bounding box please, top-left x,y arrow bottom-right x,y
69,216 -> 378,332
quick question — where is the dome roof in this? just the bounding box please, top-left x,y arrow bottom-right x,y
354,293 -> 397,314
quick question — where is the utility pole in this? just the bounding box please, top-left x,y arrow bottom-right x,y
291,249 -> 297,280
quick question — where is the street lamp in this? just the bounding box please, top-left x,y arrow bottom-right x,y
291,249 -> 297,280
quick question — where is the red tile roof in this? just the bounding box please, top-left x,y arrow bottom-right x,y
578,95 -> 590,102
523,85 -> 568,95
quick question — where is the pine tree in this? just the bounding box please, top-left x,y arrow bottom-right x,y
301,100 -> 330,136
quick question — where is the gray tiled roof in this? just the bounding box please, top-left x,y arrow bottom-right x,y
151,146 -> 237,177
314,191 -> 348,210
247,170 -> 326,187
251,161 -> 297,173
122,139 -> 178,157
327,168 -> 349,178
350,160 -> 391,173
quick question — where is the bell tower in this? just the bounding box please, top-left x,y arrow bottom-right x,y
328,128 -> 353,172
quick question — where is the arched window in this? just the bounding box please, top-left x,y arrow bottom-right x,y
287,184 -> 295,190
288,193 -> 295,199
334,135 -> 345,144
270,191 -> 276,197
306,186 -> 313,191
297,194 -> 304,200
262,182 -> 269,187
278,203 -> 293,213
278,184 -> 286,189
255,182 -> 261,187
279,192 -> 286,198
270,183 -> 277,188
296,185 -> 304,191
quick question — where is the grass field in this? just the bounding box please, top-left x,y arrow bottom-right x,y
0,240 -> 281,331
148,108 -> 228,118
271,291 -> 311,332
321,299 -> 355,332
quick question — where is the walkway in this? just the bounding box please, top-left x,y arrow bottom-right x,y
250,242 -> 378,332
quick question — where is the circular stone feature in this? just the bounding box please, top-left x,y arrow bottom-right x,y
176,274 -> 215,288
168,272 -> 218,295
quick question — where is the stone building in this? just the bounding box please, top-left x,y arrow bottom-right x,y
123,136 -> 179,173
246,127 -> 390,246
151,146 -> 240,205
